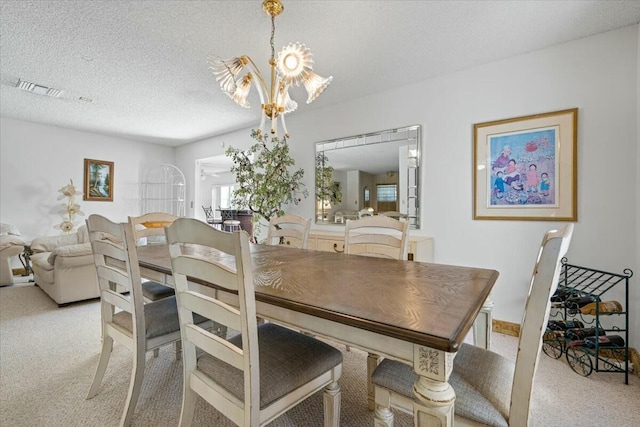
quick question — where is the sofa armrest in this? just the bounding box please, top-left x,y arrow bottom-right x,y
0,235 -> 26,250
31,234 -> 79,253
47,242 -> 93,265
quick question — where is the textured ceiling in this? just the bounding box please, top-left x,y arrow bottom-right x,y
1,1 -> 640,146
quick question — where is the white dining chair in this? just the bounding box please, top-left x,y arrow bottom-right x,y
165,218 -> 343,426
129,212 -> 179,302
344,215 -> 409,260
371,224 -> 574,427
266,214 -> 311,249
85,214 -> 208,427
344,214 -> 410,409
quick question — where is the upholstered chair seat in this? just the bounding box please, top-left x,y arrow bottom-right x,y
372,343 -> 514,427
112,295 -> 207,340
198,322 -> 343,409
140,280 -> 175,301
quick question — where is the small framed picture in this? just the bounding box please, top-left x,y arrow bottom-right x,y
473,108 -> 577,221
84,158 -> 114,202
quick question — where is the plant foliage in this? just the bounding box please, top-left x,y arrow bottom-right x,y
315,153 -> 342,204
226,130 -> 308,233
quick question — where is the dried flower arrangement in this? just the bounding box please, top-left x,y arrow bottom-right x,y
55,179 -> 84,233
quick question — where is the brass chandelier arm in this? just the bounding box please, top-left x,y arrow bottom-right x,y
242,55 -> 270,102
209,0 -> 330,138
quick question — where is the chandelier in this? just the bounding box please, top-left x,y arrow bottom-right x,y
210,0 -> 332,138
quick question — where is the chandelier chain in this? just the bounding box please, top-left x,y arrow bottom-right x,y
270,15 -> 276,64
210,0 -> 332,138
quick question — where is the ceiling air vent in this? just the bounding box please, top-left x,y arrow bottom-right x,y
16,79 -> 63,97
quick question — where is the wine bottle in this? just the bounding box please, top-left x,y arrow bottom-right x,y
583,334 -> 625,348
547,320 -> 585,331
565,327 -> 606,341
579,300 -> 623,316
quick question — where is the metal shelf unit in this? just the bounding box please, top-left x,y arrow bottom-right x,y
141,164 -> 186,216
543,258 -> 633,384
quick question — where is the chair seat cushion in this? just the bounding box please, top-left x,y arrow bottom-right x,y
372,343 -> 513,427
141,281 -> 175,300
113,296 -> 206,339
197,322 -> 342,409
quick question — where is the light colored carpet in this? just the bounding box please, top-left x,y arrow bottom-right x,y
1,283 -> 639,426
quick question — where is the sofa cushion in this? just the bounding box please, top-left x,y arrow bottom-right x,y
31,234 -> 79,253
31,252 -> 55,285
31,252 -> 54,272
0,235 -> 26,249
47,242 -> 93,265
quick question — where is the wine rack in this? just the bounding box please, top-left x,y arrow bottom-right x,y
543,258 -> 633,384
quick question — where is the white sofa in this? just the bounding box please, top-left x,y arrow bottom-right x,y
30,225 -> 99,306
0,224 -> 26,286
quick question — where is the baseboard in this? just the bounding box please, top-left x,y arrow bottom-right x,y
492,319 -> 520,337
493,319 -> 638,376
630,348 -> 639,375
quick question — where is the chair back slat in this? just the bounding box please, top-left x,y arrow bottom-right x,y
94,263 -> 129,286
91,239 -> 127,262
166,218 -> 260,425
509,224 -> 573,425
129,212 -> 179,243
171,256 -> 239,292
101,288 -> 132,313
87,214 -> 145,327
267,214 -> 311,249
183,324 -> 244,370
180,291 -> 242,332
345,215 -> 409,260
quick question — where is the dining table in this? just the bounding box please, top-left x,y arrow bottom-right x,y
136,242 -> 499,427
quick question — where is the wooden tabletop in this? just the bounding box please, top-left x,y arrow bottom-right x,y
137,244 -> 498,352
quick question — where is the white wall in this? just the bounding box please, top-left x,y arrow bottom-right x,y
176,25 -> 639,347
0,117 -> 174,241
636,24 -> 640,352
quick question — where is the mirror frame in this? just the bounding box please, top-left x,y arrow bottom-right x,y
315,125 -> 421,229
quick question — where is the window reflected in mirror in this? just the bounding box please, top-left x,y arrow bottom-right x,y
315,125 -> 421,229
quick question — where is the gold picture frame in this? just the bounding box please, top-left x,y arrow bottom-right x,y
83,158 -> 114,202
473,108 -> 577,221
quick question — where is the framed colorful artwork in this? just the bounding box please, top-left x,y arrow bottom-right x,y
473,108 -> 577,221
83,158 -> 114,202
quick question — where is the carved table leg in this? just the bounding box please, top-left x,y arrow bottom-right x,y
412,346 -> 456,427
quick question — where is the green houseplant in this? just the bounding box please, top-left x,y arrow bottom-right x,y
226,130 -> 308,238
315,153 -> 341,219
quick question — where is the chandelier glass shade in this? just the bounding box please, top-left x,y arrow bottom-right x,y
210,0 -> 332,138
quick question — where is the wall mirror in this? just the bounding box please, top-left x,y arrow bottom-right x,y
315,125 -> 421,229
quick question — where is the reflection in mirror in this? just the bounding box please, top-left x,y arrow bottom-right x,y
315,125 -> 421,229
